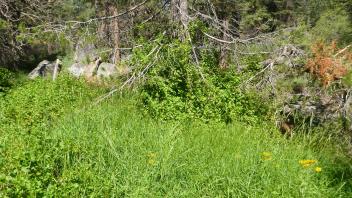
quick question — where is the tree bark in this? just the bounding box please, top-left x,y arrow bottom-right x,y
110,4 -> 120,64
95,0 -> 108,39
171,0 -> 179,23
171,0 -> 188,40
283,0 -> 294,25
95,1 -> 120,64
219,17 -> 229,69
179,0 -> 189,29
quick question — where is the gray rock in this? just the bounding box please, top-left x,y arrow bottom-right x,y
118,65 -> 132,76
97,63 -> 117,79
68,63 -> 85,77
28,60 -> 61,79
84,58 -> 101,79
74,42 -> 98,64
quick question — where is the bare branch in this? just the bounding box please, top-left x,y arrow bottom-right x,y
334,45 -> 352,58
68,0 -> 149,27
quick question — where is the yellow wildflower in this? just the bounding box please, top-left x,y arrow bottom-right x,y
302,164 -> 311,168
261,152 -> 272,160
147,159 -> 156,166
315,167 -> 322,173
147,152 -> 157,159
299,159 -> 317,168
147,152 -> 157,166
234,154 -> 242,159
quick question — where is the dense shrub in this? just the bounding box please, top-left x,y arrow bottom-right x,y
0,75 -> 104,196
289,8 -> 352,49
134,40 -> 271,123
0,68 -> 15,93
311,9 -> 352,45
1,75 -> 103,130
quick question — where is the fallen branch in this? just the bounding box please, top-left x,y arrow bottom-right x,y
52,59 -> 60,81
243,61 -> 274,85
203,32 -> 239,44
334,44 -> 352,58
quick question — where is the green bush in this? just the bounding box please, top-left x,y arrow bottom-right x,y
134,40 -> 271,123
1,75 -> 102,130
0,68 -> 15,93
290,9 -> 352,48
0,74 -> 105,196
311,9 -> 352,45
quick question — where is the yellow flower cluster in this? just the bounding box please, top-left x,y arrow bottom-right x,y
147,152 -> 157,166
261,152 -> 272,161
299,160 -> 317,168
299,159 -> 322,173
315,167 -> 322,173
259,153 -> 323,173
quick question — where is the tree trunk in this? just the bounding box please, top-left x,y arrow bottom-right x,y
171,0 -> 179,23
95,1 -> 107,39
171,0 -> 188,40
179,0 -> 189,29
110,5 -> 120,64
98,10 -> 107,39
219,17 -> 230,69
96,1 -> 120,64
283,0 -> 294,25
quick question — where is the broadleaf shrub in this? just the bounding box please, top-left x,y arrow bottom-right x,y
1,75 -> 103,130
0,75 -> 104,196
134,40 -> 271,123
0,68 -> 15,93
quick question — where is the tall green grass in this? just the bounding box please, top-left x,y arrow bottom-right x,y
1,95 -> 351,197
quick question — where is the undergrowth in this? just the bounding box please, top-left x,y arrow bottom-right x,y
132,39 -> 272,124
0,75 -> 103,130
0,64 -> 351,196
0,68 -> 15,94
1,1 -> 352,197
0,96 -> 351,196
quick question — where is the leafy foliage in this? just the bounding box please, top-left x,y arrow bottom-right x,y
1,0 -> 352,196
240,7 -> 277,34
0,74 -> 108,196
0,68 -> 15,93
311,9 -> 352,45
1,75 -> 102,130
134,39 -> 271,123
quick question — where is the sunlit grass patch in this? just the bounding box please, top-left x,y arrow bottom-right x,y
1,96 -> 351,197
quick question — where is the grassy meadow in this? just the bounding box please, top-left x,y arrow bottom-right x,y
0,78 -> 351,197
2,0 -> 352,197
